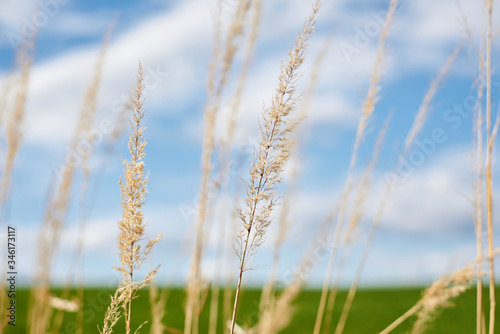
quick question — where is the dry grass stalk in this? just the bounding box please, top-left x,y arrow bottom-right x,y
256,282 -> 301,334
343,110 -> 391,246
403,43 -> 462,151
206,6 -> 226,329
150,279 -> 168,334
210,192 -> 241,334
299,30 -> 334,133
100,284 -> 129,334
28,32 -> 109,334
256,166 -> 296,333
0,73 -> 17,148
321,112 -> 391,334
313,2 -> 399,333
229,2 -> 321,333
412,264 -> 477,333
484,1 -> 496,333
223,193 -> 243,334
208,278 -> 220,334
51,28 -> 112,334
209,4 -> 264,332
0,75 -> 12,129
0,40 -> 33,334
100,64 -> 162,334
253,218 -> 330,334
206,168 -> 251,334
259,36 -> 335,319
185,2 -> 253,333
379,264 -> 476,334
331,45 -> 460,334
224,0 -> 263,147
110,62 -> 162,334
256,87 -> 320,327
0,40 -> 34,220
473,50 -> 485,334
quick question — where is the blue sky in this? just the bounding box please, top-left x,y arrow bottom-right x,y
1,0 -> 500,288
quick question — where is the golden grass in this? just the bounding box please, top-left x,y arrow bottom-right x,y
27,28 -> 110,334
0,38 -> 34,334
379,263 -> 477,334
328,44 -> 462,334
322,111 -> 391,334
473,24 -> 486,334
2,1 -> 497,333
484,1 -> 496,333
149,278 -> 168,334
230,1 -> 321,332
52,28 -> 113,334
111,62 -> 162,334
313,1 -> 399,333
185,1 -> 253,332
0,40 -> 33,219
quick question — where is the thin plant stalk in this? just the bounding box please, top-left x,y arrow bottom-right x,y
0,40 -> 34,223
313,2 -> 399,333
185,2 -> 252,332
474,59 -> 485,334
379,304 -> 420,334
51,28 -> 111,334
230,2 -> 321,332
379,263 -> 476,334
225,0 -> 263,147
323,111 -> 391,334
484,1 -> 495,333
333,46 -> 460,334
0,37 -> 33,334
99,62 -> 162,334
208,3 -> 264,332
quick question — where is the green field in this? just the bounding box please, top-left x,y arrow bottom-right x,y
5,287 -> 500,333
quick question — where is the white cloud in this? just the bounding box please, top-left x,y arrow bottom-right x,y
47,11 -> 112,37
363,148 -> 472,233
17,0 -> 213,147
10,0 -> 486,149
3,0 -> 499,288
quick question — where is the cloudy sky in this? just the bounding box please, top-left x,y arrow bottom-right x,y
0,0 -> 499,289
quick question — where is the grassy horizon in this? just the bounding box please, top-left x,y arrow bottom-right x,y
0,0 -> 497,332
5,287 -> 500,334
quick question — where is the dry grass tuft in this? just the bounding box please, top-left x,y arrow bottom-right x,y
100,62 -> 162,334
149,279 -> 168,334
100,284 -> 129,334
0,40 -> 34,219
411,265 -> 476,334
379,263 -> 477,334
0,39 -> 34,334
229,1 -> 321,333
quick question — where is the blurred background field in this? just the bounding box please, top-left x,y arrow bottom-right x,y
6,287 -> 500,333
